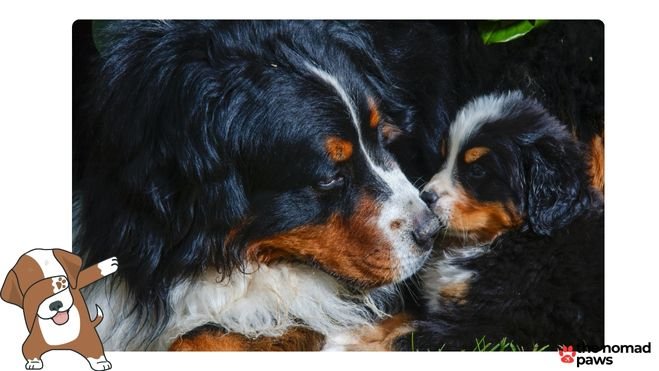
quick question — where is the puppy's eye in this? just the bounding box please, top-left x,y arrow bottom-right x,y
468,164 -> 487,179
316,175 -> 345,191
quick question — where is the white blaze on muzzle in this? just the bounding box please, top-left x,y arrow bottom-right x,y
306,63 -> 437,281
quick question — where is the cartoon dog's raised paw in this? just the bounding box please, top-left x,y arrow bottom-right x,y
97,257 -> 119,276
88,356 -> 112,370
25,359 -> 43,370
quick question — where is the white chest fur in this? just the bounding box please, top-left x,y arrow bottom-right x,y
38,306 -> 81,346
87,263 -> 396,350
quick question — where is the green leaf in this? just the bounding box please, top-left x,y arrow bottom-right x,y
479,20 -> 549,45
91,20 -> 112,56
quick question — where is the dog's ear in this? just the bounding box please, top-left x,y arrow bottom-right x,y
53,249 -> 82,288
523,135 -> 591,235
1,270 -> 23,307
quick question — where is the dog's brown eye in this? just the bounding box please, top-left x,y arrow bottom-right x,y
316,175 -> 345,191
468,164 -> 487,179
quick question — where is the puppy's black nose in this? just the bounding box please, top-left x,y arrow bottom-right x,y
412,210 -> 441,250
49,301 -> 63,312
420,190 -> 439,207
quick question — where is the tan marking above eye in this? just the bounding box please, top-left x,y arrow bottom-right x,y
325,137 -> 353,162
440,138 -> 447,158
367,97 -> 380,128
464,146 -> 491,164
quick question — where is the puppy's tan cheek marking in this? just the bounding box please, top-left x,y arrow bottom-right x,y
368,97 -> 380,128
464,146 -> 490,164
449,188 -> 522,243
440,138 -> 446,158
325,137 -> 354,162
246,196 -> 395,287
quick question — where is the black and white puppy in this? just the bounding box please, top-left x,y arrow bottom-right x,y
396,91 -> 604,350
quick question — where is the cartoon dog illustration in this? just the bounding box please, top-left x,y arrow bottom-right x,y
1,249 -> 118,370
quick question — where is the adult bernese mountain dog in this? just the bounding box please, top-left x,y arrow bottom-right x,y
393,91 -> 604,351
73,21 -> 443,351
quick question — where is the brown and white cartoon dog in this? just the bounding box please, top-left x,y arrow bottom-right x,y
1,249 -> 118,370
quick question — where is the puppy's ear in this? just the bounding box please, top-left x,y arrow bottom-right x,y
53,249 -> 82,288
524,135 -> 591,235
1,270 -> 23,307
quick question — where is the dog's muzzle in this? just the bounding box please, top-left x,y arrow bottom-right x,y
22,275 -> 70,330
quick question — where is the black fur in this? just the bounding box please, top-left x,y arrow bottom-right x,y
396,95 -> 604,351
364,21 -> 465,183
397,210 -> 603,350
366,21 -> 604,182
478,21 -> 604,144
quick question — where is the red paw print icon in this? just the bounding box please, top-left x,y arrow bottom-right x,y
559,345 -> 576,363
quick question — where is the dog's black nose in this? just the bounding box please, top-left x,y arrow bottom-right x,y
412,210 -> 441,250
49,301 -> 63,312
420,190 -> 439,207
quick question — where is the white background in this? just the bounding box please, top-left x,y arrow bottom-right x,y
0,1 -> 657,370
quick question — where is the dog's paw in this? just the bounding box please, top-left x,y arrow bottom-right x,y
25,359 -> 43,370
91,361 -> 112,371
88,356 -> 112,370
323,314 -> 414,351
97,257 -> 119,276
